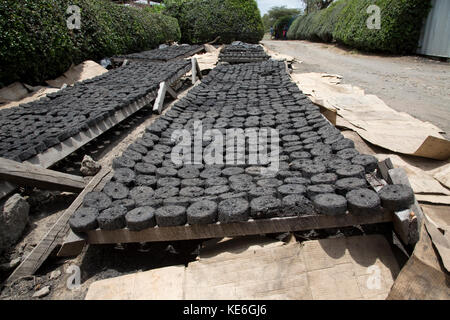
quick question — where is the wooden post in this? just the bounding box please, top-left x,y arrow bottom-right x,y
153,81 -> 168,114
191,57 -> 197,84
85,211 -> 393,245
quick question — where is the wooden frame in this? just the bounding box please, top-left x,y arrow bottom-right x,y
84,211 -> 393,245
112,45 -> 205,65
0,64 -> 192,201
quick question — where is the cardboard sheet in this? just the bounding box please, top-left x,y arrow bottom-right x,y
292,73 -> 450,160
0,61 -> 107,110
263,46 -> 296,63
192,45 -> 221,71
422,204 -> 450,233
85,235 -> 400,300
431,163 -> 450,189
0,82 -> 29,103
388,223 -> 450,300
0,87 -> 59,110
46,60 -> 107,88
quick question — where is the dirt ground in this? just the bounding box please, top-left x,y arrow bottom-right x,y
262,40 -> 450,140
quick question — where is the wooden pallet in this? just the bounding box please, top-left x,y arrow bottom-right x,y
0,64 -> 192,201
85,211 -> 393,245
111,45 -> 205,65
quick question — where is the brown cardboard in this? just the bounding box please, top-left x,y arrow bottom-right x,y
85,235 -> 400,300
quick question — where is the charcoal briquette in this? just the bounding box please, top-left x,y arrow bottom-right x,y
378,184 -> 414,211
155,206 -> 187,227
69,207 -> 99,233
346,189 -> 381,215
125,207 -> 156,231
313,193 -> 347,216
187,200 -> 218,225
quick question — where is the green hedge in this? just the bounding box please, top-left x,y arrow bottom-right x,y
164,0 -> 264,44
288,0 -> 431,54
0,0 -> 181,87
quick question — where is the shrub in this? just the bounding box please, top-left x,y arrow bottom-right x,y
273,15 -> 296,39
164,0 -> 264,44
0,0 -> 181,87
333,0 -> 431,54
288,0 -> 349,42
287,0 -> 431,54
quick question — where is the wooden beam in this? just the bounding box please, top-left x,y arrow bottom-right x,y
166,85 -> 178,100
5,168 -> 112,285
191,57 -> 197,84
153,81 -> 167,114
57,231 -> 86,258
85,211 -> 393,245
191,57 -> 202,83
0,157 -> 86,192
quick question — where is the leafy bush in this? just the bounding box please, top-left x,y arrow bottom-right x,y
333,0 -> 431,53
273,15 -> 296,39
164,0 -> 264,44
0,0 -> 181,87
262,6 -> 301,32
287,0 -> 431,54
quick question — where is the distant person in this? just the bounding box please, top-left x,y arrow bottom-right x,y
283,25 -> 288,40
270,26 -> 274,40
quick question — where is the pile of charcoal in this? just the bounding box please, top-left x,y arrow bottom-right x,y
69,60 -> 415,233
0,60 -> 191,162
115,45 -> 203,62
219,42 -> 270,64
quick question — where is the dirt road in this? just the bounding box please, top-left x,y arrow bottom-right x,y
263,40 -> 450,139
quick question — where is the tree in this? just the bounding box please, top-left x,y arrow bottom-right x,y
262,6 -> 301,31
301,0 -> 334,14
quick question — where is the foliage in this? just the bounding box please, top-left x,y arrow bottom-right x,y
333,0 -> 432,53
0,0 -> 180,86
288,0 -> 431,54
262,6 -> 301,32
163,0 -> 264,44
273,16 -> 296,39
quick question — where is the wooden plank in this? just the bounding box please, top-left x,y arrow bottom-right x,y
86,211 -> 393,245
166,85 -> 178,100
0,157 -> 85,192
191,57 -> 198,84
153,81 -> 167,114
195,58 -> 203,80
57,231 -> 86,258
5,169 -> 112,285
